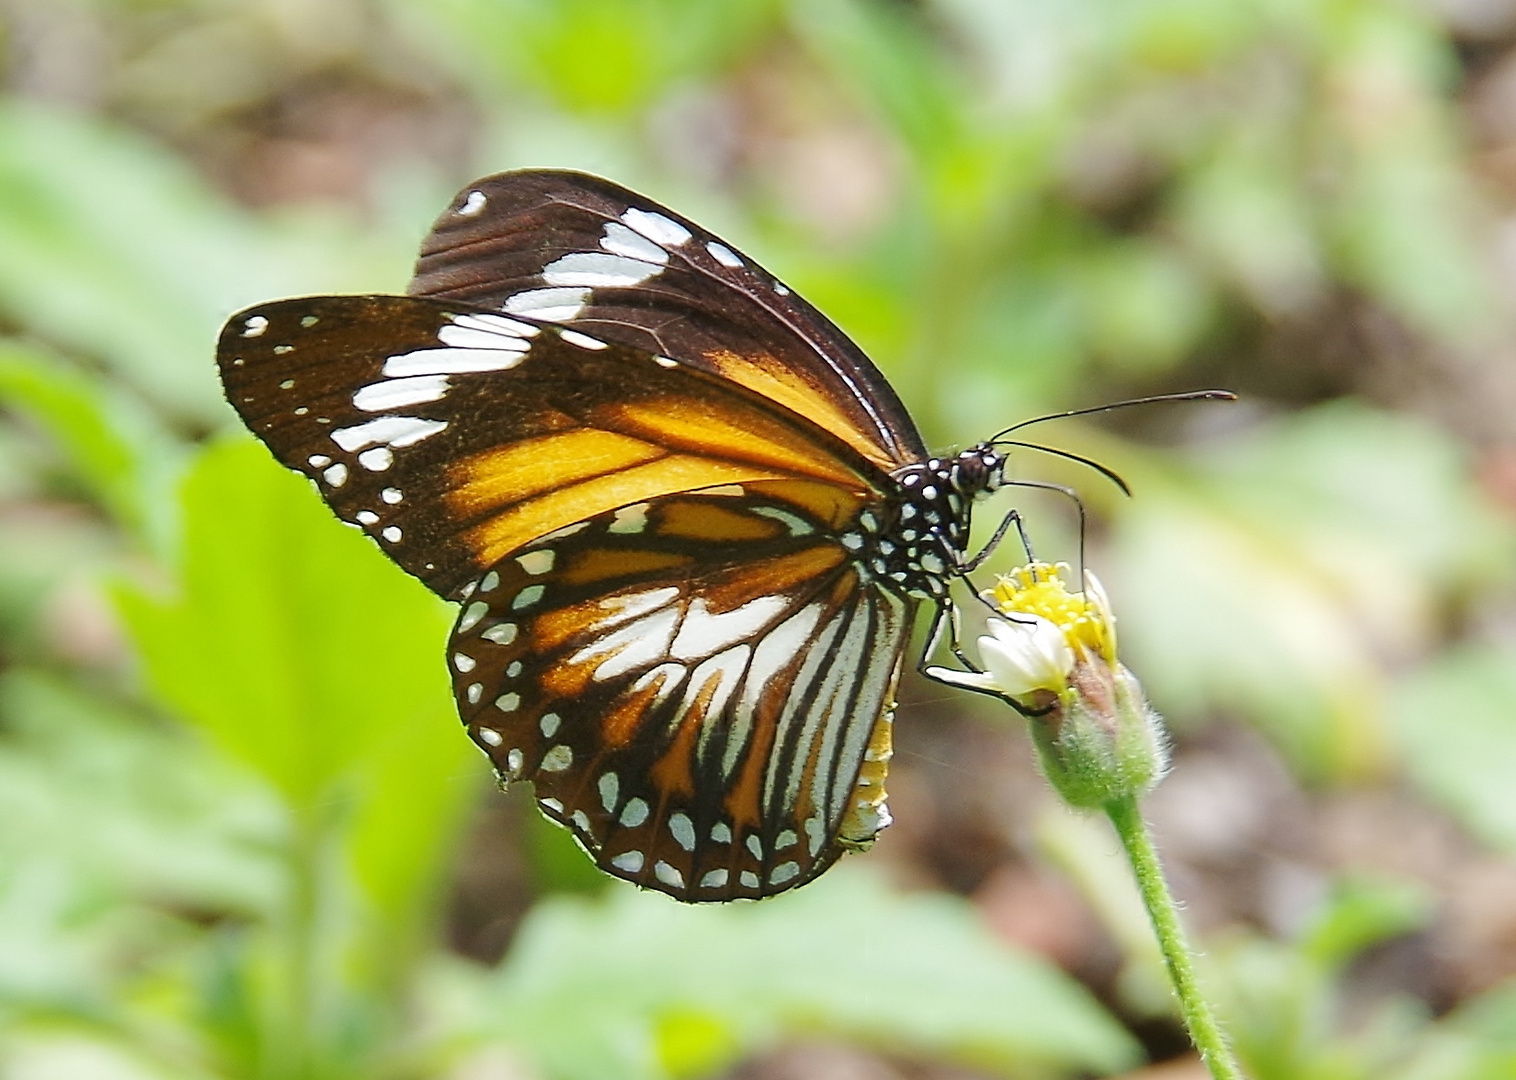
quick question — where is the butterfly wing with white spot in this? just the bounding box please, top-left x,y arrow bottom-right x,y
449,484 -> 910,902
405,170 -> 927,473
216,294 -> 893,600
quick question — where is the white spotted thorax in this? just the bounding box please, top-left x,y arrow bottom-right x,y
859,445 -> 1008,599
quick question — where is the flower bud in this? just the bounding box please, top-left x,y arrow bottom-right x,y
930,562 -> 1169,808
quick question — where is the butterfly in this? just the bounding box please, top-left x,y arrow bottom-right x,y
216,169 -> 1020,903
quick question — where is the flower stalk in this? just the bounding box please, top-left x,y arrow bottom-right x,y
1107,794 -> 1246,1080
934,562 -> 1246,1079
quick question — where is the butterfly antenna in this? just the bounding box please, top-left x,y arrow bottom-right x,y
987,389 -> 1236,443
994,439 -> 1133,496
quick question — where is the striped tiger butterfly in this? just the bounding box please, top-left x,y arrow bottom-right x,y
217,170 -> 1210,902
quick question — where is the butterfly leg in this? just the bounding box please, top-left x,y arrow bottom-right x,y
919,599 -> 977,678
963,479 -> 1088,577
916,599 -> 1039,716
945,598 -> 979,671
961,507 -> 1033,574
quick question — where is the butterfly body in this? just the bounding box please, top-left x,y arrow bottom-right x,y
872,452 -> 1007,600
217,170 -> 1009,901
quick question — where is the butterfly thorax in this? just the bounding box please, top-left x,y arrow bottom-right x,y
850,445 -> 1006,599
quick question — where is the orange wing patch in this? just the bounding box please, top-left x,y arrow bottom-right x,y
539,655 -> 602,701
721,698 -> 783,833
748,478 -> 870,532
647,691 -> 704,800
530,584 -> 683,653
444,377 -> 887,571
703,348 -> 899,471
609,397 -> 865,487
558,548 -> 693,587
455,455 -> 792,568
448,429 -> 664,512
657,501 -> 784,542
733,544 -> 845,598
600,678 -> 666,749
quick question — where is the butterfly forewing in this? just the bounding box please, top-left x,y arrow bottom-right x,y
406,170 -> 926,472
449,484 -> 908,901
217,295 -> 890,600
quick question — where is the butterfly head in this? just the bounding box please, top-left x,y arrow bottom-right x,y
950,444 -> 1008,501
890,445 -> 1005,499
870,447 -> 1006,598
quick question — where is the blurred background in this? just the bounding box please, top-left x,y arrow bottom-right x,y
4,0 -> 1516,1077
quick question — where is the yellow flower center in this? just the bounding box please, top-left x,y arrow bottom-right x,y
989,562 -> 1116,664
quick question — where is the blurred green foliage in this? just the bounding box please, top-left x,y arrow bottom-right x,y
1,0 -> 1515,1077
1208,877 -> 1441,1080
117,440 -> 477,1071
1112,401 -> 1512,780
478,872 -> 1136,1079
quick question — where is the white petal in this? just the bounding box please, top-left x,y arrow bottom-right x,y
977,616 -> 1073,696
923,666 -> 1003,693
1082,569 -> 1117,653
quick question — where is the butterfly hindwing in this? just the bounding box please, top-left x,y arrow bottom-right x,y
406,170 -> 927,472
216,294 -> 891,600
448,484 -> 910,901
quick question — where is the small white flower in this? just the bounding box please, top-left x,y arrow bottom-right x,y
927,613 -> 1074,698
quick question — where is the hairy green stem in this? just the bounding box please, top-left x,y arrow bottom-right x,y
1105,794 -> 1247,1080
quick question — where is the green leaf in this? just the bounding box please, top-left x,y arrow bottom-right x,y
1298,878 -> 1430,971
1174,134 -> 1324,317
1202,876 -> 1440,1080
1081,238 -> 1213,373
488,868 -> 1139,1080
1445,977 -> 1516,1051
113,437 -> 480,949
789,0 -> 964,162
394,0 -> 778,115
0,667 -> 280,919
0,667 -> 278,1060
1327,9 -> 1494,346
115,439 -> 452,799
0,1032 -> 189,1080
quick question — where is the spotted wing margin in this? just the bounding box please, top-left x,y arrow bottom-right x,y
216,295 -> 893,600
406,170 -> 927,472
448,485 -> 910,902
